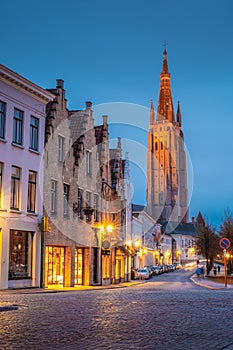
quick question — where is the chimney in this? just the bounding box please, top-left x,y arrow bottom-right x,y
102,115 -> 108,125
86,101 -> 92,109
56,79 -> 64,89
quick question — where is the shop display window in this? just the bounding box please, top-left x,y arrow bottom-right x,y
46,246 -> 64,285
9,230 -> 32,279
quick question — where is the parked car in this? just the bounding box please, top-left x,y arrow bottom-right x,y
153,266 -> 161,275
158,265 -> 164,274
145,266 -> 154,278
169,264 -> 175,272
136,268 -> 150,280
163,264 -> 170,273
175,263 -> 182,270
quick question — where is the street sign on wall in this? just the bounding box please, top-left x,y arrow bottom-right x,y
219,237 -> 231,250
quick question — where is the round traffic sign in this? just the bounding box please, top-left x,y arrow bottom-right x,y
219,237 -> 231,249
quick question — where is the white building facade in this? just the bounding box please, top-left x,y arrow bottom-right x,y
0,64 -> 54,289
131,205 -> 157,268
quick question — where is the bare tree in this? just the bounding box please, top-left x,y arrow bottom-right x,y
219,210 -> 233,248
219,209 -> 233,273
196,222 -> 220,275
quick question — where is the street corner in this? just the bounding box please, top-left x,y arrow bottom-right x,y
190,274 -> 228,290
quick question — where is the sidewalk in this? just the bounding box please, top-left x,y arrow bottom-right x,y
190,264 -> 233,290
0,280 -> 143,294
190,274 -> 233,290
0,280 -> 144,312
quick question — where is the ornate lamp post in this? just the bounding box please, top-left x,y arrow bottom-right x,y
98,223 -> 113,285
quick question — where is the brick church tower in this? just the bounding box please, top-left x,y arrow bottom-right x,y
146,49 -> 188,223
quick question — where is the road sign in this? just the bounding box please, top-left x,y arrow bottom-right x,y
219,237 -> 231,249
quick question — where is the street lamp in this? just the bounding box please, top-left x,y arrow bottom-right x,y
134,240 -> 140,250
155,249 -> 160,265
98,223 -> 114,285
106,224 -> 113,233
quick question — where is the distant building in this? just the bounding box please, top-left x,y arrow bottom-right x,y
162,216 -> 203,264
0,64 -> 54,289
146,50 -> 188,223
131,204 -> 157,268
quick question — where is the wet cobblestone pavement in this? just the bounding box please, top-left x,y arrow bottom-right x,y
1,269 -> 233,350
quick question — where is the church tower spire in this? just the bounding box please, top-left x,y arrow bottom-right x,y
150,99 -> 154,125
147,49 -> 188,224
176,100 -> 182,127
157,50 -> 174,123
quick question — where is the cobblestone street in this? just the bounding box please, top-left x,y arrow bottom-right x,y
1,269 -> 233,350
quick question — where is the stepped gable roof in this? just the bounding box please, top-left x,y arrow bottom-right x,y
94,125 -> 104,145
69,110 -> 86,141
163,221 -> 198,237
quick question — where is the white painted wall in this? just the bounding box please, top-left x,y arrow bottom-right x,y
0,65 -> 54,289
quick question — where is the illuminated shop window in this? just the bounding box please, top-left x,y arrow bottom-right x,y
9,230 -> 32,279
45,246 -> 64,285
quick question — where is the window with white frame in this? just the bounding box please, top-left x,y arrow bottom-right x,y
85,191 -> 91,222
86,191 -> 91,208
27,171 -> 37,213
13,108 -> 23,145
11,166 -> 21,210
29,116 -> 39,151
0,162 -> 3,207
50,180 -> 57,214
63,184 -> 69,216
77,188 -> 83,219
86,150 -> 91,175
94,194 -> 99,222
0,101 -> 6,139
58,136 -> 64,162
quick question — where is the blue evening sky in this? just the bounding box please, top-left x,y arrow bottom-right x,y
1,0 -> 233,228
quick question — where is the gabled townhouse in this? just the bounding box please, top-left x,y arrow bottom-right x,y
43,80 -> 132,287
109,138 -> 132,282
43,80 -> 103,287
0,64 -> 54,289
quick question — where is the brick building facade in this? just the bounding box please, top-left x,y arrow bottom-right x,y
43,80 -> 131,287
